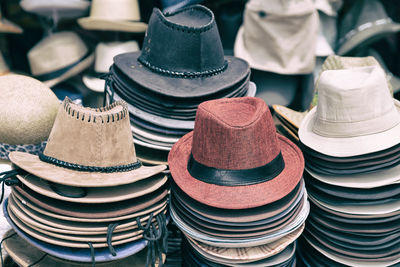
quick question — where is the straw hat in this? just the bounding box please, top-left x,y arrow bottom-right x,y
0,74 -> 59,159
234,0 -> 318,74
9,98 -> 166,187
78,0 -> 147,32
299,65 -> 400,157
169,97 -> 304,210
83,41 -> 139,93
28,32 -> 94,88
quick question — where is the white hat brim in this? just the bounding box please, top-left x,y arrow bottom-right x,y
78,17 -> 147,33
299,100 -> 400,157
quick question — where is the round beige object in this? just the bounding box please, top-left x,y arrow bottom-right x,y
0,74 -> 59,144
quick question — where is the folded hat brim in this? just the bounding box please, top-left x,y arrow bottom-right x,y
168,132 -> 304,209
337,22 -> 400,55
234,27 -> 314,74
113,52 -> 250,98
43,53 -> 95,88
78,17 -> 147,33
82,74 -> 105,93
17,173 -> 167,203
299,100 -> 400,157
9,151 -> 166,187
273,104 -> 308,131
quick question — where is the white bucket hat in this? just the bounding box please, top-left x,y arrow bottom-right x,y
234,0 -> 318,74
78,0 -> 147,32
28,31 -> 94,88
299,65 -> 400,157
82,41 -> 139,93
20,0 -> 90,19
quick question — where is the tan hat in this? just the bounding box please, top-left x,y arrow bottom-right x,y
0,74 -> 59,145
78,0 -> 147,32
0,52 -> 9,75
234,0 -> 318,74
9,98 -> 166,187
28,32 -> 94,88
299,65 -> 400,157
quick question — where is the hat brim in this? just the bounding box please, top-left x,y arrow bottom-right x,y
171,202 -> 308,247
306,166 -> 400,189
168,132 -> 304,209
78,18 -> 147,33
134,144 -> 169,166
2,230 -> 160,267
8,196 -> 164,237
17,173 -> 167,204
273,105 -> 307,131
299,100 -> 400,157
9,151 -> 166,187
113,52 -> 250,98
12,188 -> 168,223
0,18 -> 23,34
10,193 -> 166,233
43,53 -> 95,88
82,74 -> 105,93
308,192 -> 400,216
186,234 -> 297,264
337,23 -> 400,55
114,81 -> 257,131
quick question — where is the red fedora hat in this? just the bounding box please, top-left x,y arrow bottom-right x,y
168,97 -> 304,209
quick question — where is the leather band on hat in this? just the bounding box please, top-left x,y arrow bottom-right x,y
187,152 -> 285,186
35,51 -> 91,82
38,153 -> 142,173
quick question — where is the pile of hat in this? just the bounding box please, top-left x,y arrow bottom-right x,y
168,97 -> 309,266
1,98 -> 169,266
104,4 -> 255,165
297,65 -> 400,266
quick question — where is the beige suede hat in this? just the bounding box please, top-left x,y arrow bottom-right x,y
299,65 -> 400,157
0,74 -> 59,160
234,0 -> 318,74
28,32 -> 94,88
9,98 -> 166,187
78,0 -> 147,32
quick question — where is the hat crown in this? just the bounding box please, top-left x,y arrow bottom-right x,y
0,74 -> 59,145
191,97 -> 281,170
95,41 -> 139,73
138,5 -> 226,76
237,0 -> 318,74
89,0 -> 141,21
28,32 -> 88,76
43,98 -> 137,167
313,66 -> 400,137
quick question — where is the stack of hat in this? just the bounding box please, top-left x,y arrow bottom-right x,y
1,98 -> 169,266
297,65 -> 400,266
104,5 -> 255,165
234,0 -> 317,110
20,0 -> 90,20
168,97 -> 309,266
